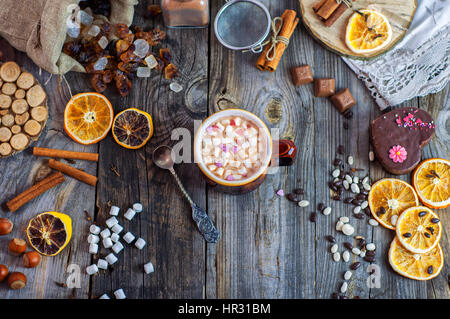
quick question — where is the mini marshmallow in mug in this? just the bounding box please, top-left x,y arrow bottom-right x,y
123,232 -> 135,244
109,206 -> 120,216
87,234 -> 99,244
132,203 -> 143,213
105,217 -> 119,228
135,238 -> 146,250
105,253 -> 118,265
90,224 -> 101,235
111,233 -> 120,243
103,237 -> 113,249
112,242 -> 124,254
97,259 -> 108,270
100,228 -> 111,239
124,208 -> 136,221
89,243 -> 99,254
111,224 -> 123,234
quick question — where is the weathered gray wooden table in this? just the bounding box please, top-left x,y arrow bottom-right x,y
0,0 -> 448,299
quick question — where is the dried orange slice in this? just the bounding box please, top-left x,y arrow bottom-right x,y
396,206 -> 442,254
389,237 -> 443,280
26,212 -> 72,256
64,92 -> 114,145
345,9 -> 392,54
412,158 -> 450,209
112,108 -> 153,149
368,178 -> 419,230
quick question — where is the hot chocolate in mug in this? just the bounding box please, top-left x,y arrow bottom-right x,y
194,109 -> 296,194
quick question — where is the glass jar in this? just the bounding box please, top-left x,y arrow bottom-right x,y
161,0 -> 209,28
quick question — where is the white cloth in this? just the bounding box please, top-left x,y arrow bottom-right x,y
343,0 -> 450,110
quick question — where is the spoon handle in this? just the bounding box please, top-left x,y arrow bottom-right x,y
169,169 -> 220,243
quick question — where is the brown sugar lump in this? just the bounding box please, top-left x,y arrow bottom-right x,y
26,85 -> 46,107
290,65 -> 314,86
330,88 -> 356,113
0,62 -> 21,82
16,72 -> 35,90
314,78 -> 335,97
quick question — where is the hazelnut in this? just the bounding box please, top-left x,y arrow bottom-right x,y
0,265 -> 8,282
7,272 -> 27,290
8,238 -> 27,255
0,218 -> 13,235
23,251 -> 41,268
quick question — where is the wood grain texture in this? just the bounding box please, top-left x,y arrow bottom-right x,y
0,0 -> 448,299
300,0 -> 417,59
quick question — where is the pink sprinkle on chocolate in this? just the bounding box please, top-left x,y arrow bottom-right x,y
276,189 -> 284,196
215,162 -> 222,167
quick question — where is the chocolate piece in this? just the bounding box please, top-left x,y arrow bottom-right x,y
314,78 -> 335,97
370,107 -> 435,175
290,65 -> 313,86
330,88 -> 356,113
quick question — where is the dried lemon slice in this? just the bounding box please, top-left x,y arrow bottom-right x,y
396,206 -> 442,254
389,237 -> 443,280
345,9 -> 392,54
412,158 -> 450,209
26,212 -> 72,256
368,178 -> 419,230
112,108 -> 153,149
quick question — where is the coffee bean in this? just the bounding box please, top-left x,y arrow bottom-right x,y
326,235 -> 336,243
343,122 -> 349,130
351,199 -> 362,206
354,213 -> 365,219
378,207 -> 386,215
337,145 -> 344,154
364,256 -> 375,262
403,232 -> 412,238
366,251 -> 375,257
293,188 -> 304,195
343,110 -> 353,119
286,193 -> 298,202
337,187 -> 344,195
418,211 -> 427,217
344,197 -> 353,204
364,207 -> 371,217
350,262 -> 361,270
424,232 -> 431,238
333,158 -> 342,166
334,180 -> 343,187
427,265 -> 433,274
332,195 -> 341,201
328,181 -> 338,192
431,218 -> 440,224
340,295 -> 348,299
309,212 -> 317,223
358,239 -> 366,248
343,242 -> 353,251
318,203 -> 325,211
339,171 -> 345,179
331,292 -> 340,299
356,194 -> 367,201
353,296 -> 361,299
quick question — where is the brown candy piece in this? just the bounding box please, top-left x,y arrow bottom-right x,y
330,88 -> 356,113
314,78 -> 335,97
290,65 -> 313,86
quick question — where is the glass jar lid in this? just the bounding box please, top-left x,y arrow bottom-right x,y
214,0 -> 271,52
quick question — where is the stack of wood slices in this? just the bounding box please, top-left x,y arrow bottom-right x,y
0,62 -> 47,157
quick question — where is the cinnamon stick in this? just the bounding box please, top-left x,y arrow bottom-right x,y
33,147 -> 99,162
255,15 -> 284,71
265,10 -> 299,72
316,0 -> 339,20
6,172 -> 65,212
324,3 -> 347,27
48,159 -> 97,186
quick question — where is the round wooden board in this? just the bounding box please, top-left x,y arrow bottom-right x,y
299,0 -> 417,59
0,63 -> 48,159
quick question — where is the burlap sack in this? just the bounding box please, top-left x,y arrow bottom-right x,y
0,0 -> 138,74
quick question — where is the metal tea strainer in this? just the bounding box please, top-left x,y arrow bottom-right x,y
214,0 -> 271,53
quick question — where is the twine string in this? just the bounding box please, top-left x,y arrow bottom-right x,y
337,0 -> 353,8
264,17 -> 290,61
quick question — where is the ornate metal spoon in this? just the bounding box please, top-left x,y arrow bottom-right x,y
152,145 -> 220,243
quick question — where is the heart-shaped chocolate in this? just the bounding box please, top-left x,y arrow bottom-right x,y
370,107 -> 435,175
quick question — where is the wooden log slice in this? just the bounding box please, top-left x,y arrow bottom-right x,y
300,0 -> 417,59
0,61 -> 48,159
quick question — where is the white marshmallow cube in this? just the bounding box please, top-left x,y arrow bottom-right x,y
109,206 -> 120,216
88,234 -> 99,244
103,237 -> 113,249
135,238 -> 146,250
89,243 -> 99,254
114,288 -> 126,299
132,203 -> 143,213
106,217 -> 119,228
111,233 -> 120,243
144,262 -> 154,274
111,224 -> 123,234
99,294 -> 110,299
112,242 -> 124,254
124,208 -> 136,221
100,228 -> 111,239
105,253 -> 118,265
97,259 -> 108,270
123,232 -> 135,244
86,264 -> 98,275
90,224 -> 101,235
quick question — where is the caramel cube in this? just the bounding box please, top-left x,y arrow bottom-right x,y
314,78 -> 335,97
290,65 -> 313,86
330,88 -> 356,113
